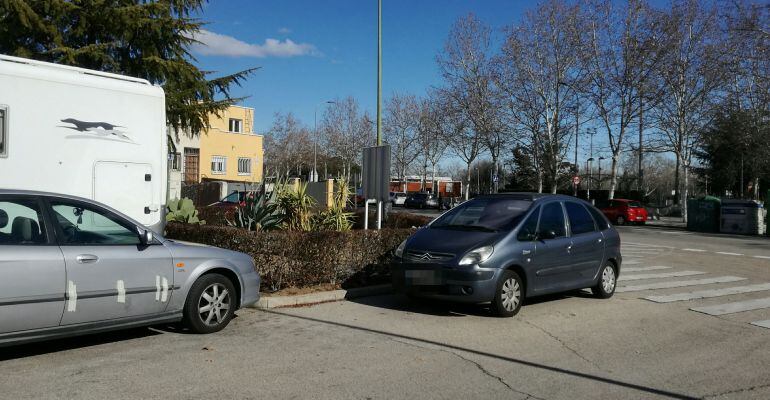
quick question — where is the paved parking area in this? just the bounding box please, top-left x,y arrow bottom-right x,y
1,227 -> 769,399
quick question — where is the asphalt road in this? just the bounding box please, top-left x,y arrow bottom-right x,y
2,227 -> 769,400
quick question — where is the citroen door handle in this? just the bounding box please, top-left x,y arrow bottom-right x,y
76,254 -> 99,264
522,250 -> 531,255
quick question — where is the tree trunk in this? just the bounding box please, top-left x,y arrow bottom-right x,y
673,154 -> 681,205
465,163 -> 472,200
681,165 -> 689,223
608,154 -> 619,200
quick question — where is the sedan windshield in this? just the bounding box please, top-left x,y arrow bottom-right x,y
431,198 -> 532,232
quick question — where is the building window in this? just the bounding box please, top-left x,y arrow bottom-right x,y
169,152 -> 181,171
238,157 -> 252,175
0,106 -> 7,157
445,183 -> 453,193
211,156 -> 226,175
228,118 -> 242,133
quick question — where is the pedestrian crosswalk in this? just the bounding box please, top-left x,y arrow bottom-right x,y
619,242 -> 770,331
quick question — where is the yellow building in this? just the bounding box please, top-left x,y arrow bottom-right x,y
198,105 -> 264,184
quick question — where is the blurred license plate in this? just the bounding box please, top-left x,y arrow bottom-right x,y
405,270 -> 440,285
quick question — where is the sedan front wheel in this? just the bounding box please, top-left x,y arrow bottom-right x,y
491,270 -> 523,317
184,273 -> 236,334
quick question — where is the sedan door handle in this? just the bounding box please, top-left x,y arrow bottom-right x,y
522,249 -> 531,255
76,254 -> 99,264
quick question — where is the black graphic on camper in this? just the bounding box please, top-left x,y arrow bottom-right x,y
59,118 -> 133,142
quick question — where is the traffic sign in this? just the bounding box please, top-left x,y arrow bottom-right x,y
493,174 -> 499,183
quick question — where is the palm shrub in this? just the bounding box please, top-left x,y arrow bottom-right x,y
312,180 -> 354,231
277,182 -> 316,231
226,187 -> 285,231
166,198 -> 205,224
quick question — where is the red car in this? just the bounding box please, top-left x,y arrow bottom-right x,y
599,199 -> 648,225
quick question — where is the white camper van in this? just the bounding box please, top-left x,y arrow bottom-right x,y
0,55 -> 167,232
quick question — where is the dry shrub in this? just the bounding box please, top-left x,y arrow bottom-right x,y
165,222 -> 414,292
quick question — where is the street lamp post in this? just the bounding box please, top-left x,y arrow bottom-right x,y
313,100 -> 335,182
587,157 -> 594,200
598,156 -> 605,190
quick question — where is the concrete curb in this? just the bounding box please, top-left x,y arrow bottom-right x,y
250,284 -> 393,310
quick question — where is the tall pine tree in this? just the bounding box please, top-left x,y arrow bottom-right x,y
0,0 -> 256,136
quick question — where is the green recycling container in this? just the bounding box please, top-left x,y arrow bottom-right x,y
687,196 -> 721,233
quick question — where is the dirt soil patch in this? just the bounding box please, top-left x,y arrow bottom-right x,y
262,283 -> 341,297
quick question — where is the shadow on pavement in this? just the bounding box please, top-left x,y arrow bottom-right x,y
266,309 -> 699,400
348,289 -> 598,317
0,327 -> 162,361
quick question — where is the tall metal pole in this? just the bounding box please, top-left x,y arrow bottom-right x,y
313,107 -> 318,182
638,91 -> 644,192
376,0 -> 382,146
574,103 -> 579,196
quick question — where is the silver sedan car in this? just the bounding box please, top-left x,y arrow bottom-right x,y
0,190 -> 260,347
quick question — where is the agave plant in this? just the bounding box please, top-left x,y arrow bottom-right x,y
166,198 -> 205,224
226,185 -> 285,231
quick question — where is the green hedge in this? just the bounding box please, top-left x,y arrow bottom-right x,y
165,222 -> 414,292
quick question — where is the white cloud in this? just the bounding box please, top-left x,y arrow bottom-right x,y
190,30 -> 317,58
278,27 -> 292,34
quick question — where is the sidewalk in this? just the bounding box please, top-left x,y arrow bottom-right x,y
646,216 -> 686,229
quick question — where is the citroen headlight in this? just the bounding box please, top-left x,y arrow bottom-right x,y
459,246 -> 494,266
394,239 -> 407,258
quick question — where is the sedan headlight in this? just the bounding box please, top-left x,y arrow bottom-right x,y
394,239 -> 407,258
459,245 -> 494,266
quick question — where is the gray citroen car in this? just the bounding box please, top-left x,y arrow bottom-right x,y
0,190 -> 260,347
392,193 -> 621,317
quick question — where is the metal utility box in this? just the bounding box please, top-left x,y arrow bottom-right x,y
687,196 -> 721,233
720,199 -> 765,235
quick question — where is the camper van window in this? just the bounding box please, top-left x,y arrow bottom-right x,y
228,118 -> 242,133
238,158 -> 251,175
0,106 -> 6,157
212,156 -> 226,174
170,152 -> 181,171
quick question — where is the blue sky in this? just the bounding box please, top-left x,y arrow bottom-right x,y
191,0 -> 533,135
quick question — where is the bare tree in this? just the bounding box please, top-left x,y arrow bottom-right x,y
265,112 -> 312,179
321,96 -> 372,181
651,0 -> 725,222
383,93 -> 420,191
495,0 -> 586,193
418,94 -> 450,193
585,0 -> 667,199
437,89 -> 483,200
436,14 -> 500,194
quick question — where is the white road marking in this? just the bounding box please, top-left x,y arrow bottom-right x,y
682,248 -> 707,252
622,242 -> 675,249
690,297 -> 770,316
619,270 -> 705,282
616,276 -> 746,293
715,252 -> 744,256
623,260 -> 642,265
750,320 -> 770,329
644,283 -> 770,303
623,266 -> 672,273
753,256 -> 770,260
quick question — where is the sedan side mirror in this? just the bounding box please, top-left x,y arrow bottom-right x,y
139,229 -> 154,245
